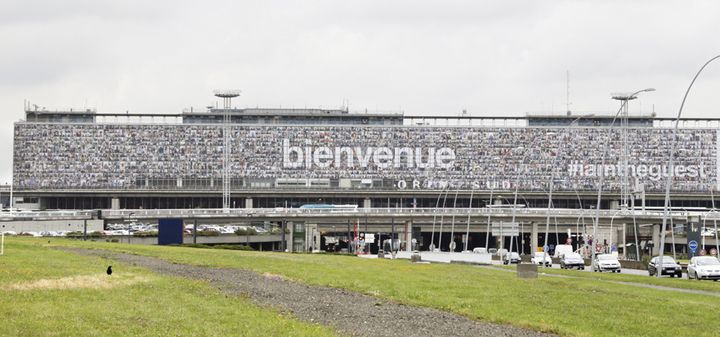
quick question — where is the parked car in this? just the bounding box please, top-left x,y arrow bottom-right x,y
647,256 -> 682,277
560,252 -> 586,270
530,252 -> 552,267
687,256 -> 720,281
593,254 -> 621,273
503,252 -> 521,265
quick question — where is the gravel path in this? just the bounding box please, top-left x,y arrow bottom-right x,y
64,248 -> 556,337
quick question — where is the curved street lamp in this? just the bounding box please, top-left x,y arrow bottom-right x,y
657,55 -> 720,277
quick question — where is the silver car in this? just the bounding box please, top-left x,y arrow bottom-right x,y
531,252 -> 552,267
687,256 -> 720,281
560,252 -> 586,270
593,254 -> 621,273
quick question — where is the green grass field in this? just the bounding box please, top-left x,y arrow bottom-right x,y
0,239 -> 336,337
4,237 -> 720,337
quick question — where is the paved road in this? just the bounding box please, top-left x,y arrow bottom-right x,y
488,260 -> 681,277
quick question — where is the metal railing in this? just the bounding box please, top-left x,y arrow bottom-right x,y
4,207 -> 719,222
98,207 -> 706,220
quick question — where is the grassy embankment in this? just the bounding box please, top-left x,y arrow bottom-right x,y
0,239 -> 337,337
36,237 -> 720,337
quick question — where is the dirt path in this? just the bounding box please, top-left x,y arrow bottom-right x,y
64,248 -> 556,337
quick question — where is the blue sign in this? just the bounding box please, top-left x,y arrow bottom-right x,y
689,240 -> 699,253
158,218 -> 184,245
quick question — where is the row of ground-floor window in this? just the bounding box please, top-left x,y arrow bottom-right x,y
35,195 -> 717,210
313,230 -> 700,261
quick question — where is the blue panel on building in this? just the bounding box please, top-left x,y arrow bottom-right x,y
158,218 -> 184,245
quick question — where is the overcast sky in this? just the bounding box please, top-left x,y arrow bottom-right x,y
2,0 -> 719,184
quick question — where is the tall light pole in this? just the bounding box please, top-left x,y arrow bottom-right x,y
464,186 -> 474,252
611,93 -> 637,210
657,55 -> 720,277
592,88 -> 655,270
214,89 -> 241,212
429,186 -> 449,251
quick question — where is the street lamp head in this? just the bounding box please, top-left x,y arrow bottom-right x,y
611,88 -> 655,101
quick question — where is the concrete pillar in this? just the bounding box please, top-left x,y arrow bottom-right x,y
494,197 -> 503,206
641,192 -> 646,211
111,197 -> 120,210
286,222 -> 294,252
363,198 -> 372,208
610,200 -> 620,210
652,224 -> 661,255
245,198 -> 253,209
305,224 -> 317,252
531,222 -> 539,253
622,223 -> 627,259
405,220 -> 412,252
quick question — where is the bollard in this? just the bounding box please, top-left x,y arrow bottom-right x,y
411,252 -> 422,263
517,263 -> 538,279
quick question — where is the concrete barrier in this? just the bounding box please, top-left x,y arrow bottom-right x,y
517,264 -> 538,279
448,252 -> 492,265
394,251 -> 492,265
618,260 -> 646,270
0,219 -> 103,233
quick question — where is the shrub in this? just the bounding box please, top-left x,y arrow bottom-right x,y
181,243 -> 213,249
270,227 -> 289,235
197,229 -> 221,237
235,227 -> 257,236
88,231 -> 106,238
133,231 -> 158,237
215,244 -> 254,251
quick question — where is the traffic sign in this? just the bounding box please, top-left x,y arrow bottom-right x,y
689,240 -> 699,253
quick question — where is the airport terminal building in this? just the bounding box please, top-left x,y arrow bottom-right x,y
10,100 -> 720,254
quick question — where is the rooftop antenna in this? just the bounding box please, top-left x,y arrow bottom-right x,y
566,70 -> 572,115
213,89 -> 241,212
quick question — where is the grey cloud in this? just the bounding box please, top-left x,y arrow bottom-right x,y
2,0 -> 720,183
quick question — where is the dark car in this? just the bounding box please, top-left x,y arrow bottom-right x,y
648,256 -> 682,277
